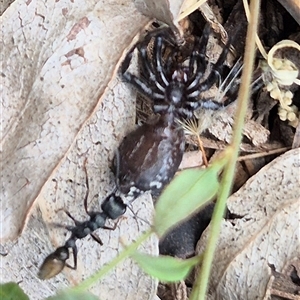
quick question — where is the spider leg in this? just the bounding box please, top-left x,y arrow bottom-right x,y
125,72 -> 165,100
186,42 -> 230,99
185,95 -> 235,113
120,42 -> 136,78
138,45 -> 166,92
165,47 -> 176,71
186,52 -> 209,95
176,107 -> 194,118
120,40 -> 164,100
195,99 -> 224,110
153,104 -> 170,114
152,35 -> 170,87
181,99 -> 222,113
186,46 -> 206,89
186,25 -> 211,88
65,240 -> 78,270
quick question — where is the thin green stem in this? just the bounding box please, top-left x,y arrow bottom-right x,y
72,229 -> 152,292
190,0 -> 261,299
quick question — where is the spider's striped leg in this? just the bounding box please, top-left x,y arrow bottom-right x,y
153,103 -> 170,114
120,42 -> 164,100
176,106 -> 195,119
183,98 -> 225,113
120,42 -> 137,79
152,35 -> 171,88
123,70 -> 164,100
186,42 -> 230,100
186,24 -> 211,88
186,48 -> 207,91
138,43 -> 166,92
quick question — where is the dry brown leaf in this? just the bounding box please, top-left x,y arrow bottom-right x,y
243,119 -> 270,146
199,1 -> 228,43
196,102 -> 270,146
0,0 -> 149,241
265,260 -> 300,299
0,0 -> 163,299
135,0 -> 185,33
179,150 -> 203,170
195,148 -> 300,300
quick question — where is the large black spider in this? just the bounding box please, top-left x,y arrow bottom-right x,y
120,25 -> 231,121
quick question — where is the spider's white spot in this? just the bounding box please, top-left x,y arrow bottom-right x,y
150,181 -> 162,189
125,186 -> 143,201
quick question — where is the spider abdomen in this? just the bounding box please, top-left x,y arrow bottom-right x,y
115,116 -> 185,199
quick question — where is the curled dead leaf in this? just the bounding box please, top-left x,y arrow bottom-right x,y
267,40 -> 300,86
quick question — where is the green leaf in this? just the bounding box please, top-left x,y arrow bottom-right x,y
132,252 -> 201,282
154,162 -> 223,237
0,282 -> 29,300
47,290 -> 99,300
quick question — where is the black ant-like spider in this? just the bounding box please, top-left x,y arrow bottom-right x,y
38,24 -> 231,279
38,183 -> 125,279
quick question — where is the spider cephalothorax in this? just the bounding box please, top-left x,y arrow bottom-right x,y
121,25 -> 230,120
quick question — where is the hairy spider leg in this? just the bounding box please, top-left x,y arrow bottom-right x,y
121,41 -> 165,101
120,42 -> 135,76
174,103 -> 195,119
152,35 -> 170,87
138,45 -> 166,93
186,25 -> 211,88
165,47 -> 177,73
141,26 -> 178,79
186,39 -> 230,100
